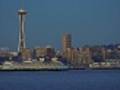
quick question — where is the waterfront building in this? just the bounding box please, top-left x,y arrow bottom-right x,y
81,47 -> 91,65
46,45 -> 55,57
20,48 -> 31,61
34,46 -> 47,58
0,47 -> 12,62
71,47 -> 91,68
101,47 -> 106,61
72,48 -> 84,66
34,46 -> 55,59
17,8 -> 27,52
0,47 -> 9,54
9,52 -> 18,57
89,46 -> 105,62
64,47 -> 74,63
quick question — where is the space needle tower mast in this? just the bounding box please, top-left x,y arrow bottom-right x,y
18,8 -> 27,52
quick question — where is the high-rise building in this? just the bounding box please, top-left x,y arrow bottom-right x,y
18,8 -> 27,52
62,34 -> 72,50
61,34 -> 73,61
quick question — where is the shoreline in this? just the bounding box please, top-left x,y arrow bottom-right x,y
0,68 -> 69,71
0,67 -> 120,71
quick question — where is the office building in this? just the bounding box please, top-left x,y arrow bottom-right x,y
62,34 -> 72,50
34,46 -> 47,58
20,48 -> 31,61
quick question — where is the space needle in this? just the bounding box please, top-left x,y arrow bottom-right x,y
17,8 -> 27,52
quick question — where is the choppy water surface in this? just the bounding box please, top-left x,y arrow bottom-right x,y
0,70 -> 120,90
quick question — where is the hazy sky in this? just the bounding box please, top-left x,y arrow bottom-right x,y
0,0 -> 120,50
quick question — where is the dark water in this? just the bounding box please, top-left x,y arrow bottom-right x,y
0,70 -> 120,90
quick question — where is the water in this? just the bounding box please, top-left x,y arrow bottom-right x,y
0,70 -> 120,90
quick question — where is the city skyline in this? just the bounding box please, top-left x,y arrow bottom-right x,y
0,0 -> 120,50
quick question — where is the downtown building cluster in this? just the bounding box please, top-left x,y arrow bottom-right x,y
0,9 -> 120,69
61,34 -> 120,68
1,33 -> 120,69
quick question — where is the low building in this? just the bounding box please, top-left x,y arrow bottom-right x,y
34,46 -> 47,58
20,48 -> 31,61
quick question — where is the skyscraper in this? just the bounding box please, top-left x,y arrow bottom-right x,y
61,34 -> 73,62
62,34 -> 72,50
18,8 -> 27,52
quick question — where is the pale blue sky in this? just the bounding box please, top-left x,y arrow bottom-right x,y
0,0 -> 120,50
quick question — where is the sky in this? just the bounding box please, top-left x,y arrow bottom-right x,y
0,0 -> 120,50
